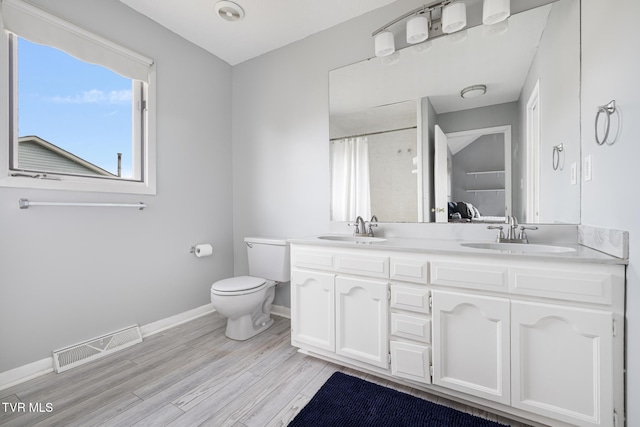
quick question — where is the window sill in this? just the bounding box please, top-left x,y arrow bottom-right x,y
0,174 -> 156,195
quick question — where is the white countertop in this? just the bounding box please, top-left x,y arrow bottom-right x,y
288,235 -> 628,265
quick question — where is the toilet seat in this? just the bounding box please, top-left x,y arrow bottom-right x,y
211,276 -> 266,296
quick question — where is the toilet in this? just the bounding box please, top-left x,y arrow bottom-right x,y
210,237 -> 290,340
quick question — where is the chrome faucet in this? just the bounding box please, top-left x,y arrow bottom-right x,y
367,215 -> 379,237
487,216 -> 538,243
506,216 -> 518,240
349,215 -> 379,237
349,216 -> 368,236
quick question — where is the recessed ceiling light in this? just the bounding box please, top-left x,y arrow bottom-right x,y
215,1 -> 245,22
460,84 -> 487,99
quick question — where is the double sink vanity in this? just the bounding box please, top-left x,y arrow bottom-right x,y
314,0 -> 623,423
289,232 -> 626,427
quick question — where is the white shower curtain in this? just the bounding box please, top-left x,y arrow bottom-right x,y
330,137 -> 371,222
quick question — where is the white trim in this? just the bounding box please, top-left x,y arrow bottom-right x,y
0,357 -> 54,392
0,302 -> 292,390
140,303 -> 216,338
0,59 -> 157,195
271,304 -> 291,319
526,80 -> 541,223
445,125 -> 512,217
0,303 -> 215,391
0,10 -> 157,195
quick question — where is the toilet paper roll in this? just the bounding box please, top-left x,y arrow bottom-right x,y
194,243 -> 213,257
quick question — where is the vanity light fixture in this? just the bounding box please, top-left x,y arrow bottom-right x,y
442,2 -> 467,34
460,84 -> 487,98
214,1 -> 245,22
482,0 -> 510,25
406,15 -> 429,44
372,0 -> 510,57
374,30 -> 396,57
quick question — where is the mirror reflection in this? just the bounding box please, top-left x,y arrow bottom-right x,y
329,0 -> 580,224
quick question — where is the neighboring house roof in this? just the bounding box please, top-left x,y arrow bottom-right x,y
17,135 -> 115,177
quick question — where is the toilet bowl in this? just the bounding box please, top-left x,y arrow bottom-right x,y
210,276 -> 276,340
210,237 -> 290,340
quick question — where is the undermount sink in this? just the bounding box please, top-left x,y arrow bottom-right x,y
461,242 -> 576,253
317,235 -> 387,244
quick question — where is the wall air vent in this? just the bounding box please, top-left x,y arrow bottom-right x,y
52,325 -> 142,373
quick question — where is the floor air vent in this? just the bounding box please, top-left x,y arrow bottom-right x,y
52,325 -> 142,373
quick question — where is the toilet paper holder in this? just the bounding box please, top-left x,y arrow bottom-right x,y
190,243 -> 213,257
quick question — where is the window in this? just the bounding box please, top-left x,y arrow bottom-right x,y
0,0 -> 156,194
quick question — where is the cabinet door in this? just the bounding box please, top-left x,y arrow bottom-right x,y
291,269 -> 335,352
336,276 -> 389,369
432,290 -> 510,405
511,301 -> 613,427
391,341 -> 432,384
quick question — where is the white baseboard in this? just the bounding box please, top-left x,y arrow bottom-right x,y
0,302 -> 290,391
0,358 -> 54,392
271,304 -> 291,319
0,303 -> 216,392
139,303 -> 216,338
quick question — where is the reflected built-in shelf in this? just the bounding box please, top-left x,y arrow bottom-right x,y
466,189 -> 505,194
466,170 -> 505,176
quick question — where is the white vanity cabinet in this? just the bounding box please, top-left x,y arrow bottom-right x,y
290,242 -> 625,427
290,246 -> 392,370
430,255 -> 625,427
511,301 -> 614,426
387,253 -> 432,384
431,290 -> 510,404
507,263 -> 622,427
290,268 -> 335,352
335,275 -> 389,368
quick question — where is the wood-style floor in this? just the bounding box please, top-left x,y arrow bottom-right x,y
0,313 -> 533,426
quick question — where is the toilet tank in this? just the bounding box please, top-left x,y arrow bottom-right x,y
245,237 -> 291,282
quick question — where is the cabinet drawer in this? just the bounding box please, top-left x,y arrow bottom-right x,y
510,267 -> 613,304
390,257 -> 429,284
390,285 -> 430,314
390,341 -> 432,384
293,249 -> 335,271
431,261 -> 508,292
335,253 -> 389,278
391,313 -> 431,343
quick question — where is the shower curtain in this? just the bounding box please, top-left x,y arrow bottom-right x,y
330,137 -> 371,222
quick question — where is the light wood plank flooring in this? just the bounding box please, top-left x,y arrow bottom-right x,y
0,313 -> 534,426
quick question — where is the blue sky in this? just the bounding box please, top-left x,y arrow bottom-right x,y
17,37 -> 133,177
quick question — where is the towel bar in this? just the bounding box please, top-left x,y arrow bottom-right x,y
19,199 -> 146,210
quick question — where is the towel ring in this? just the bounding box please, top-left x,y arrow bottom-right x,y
595,100 -> 616,145
552,143 -> 564,171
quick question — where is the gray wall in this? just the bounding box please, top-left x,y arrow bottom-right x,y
231,0 -> 425,307
519,0 -> 580,224
581,0 -> 640,423
420,97 -> 437,222
0,0 -> 233,372
451,134 -> 506,217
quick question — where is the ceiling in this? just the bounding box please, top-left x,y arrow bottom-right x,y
118,0 -> 398,66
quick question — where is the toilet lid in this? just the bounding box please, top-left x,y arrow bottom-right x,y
211,276 -> 266,293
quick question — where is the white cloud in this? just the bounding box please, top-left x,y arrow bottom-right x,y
50,89 -> 132,105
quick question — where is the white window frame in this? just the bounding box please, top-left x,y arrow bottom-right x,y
0,0 -> 156,195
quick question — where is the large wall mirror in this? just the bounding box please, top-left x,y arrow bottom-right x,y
329,0 -> 580,224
